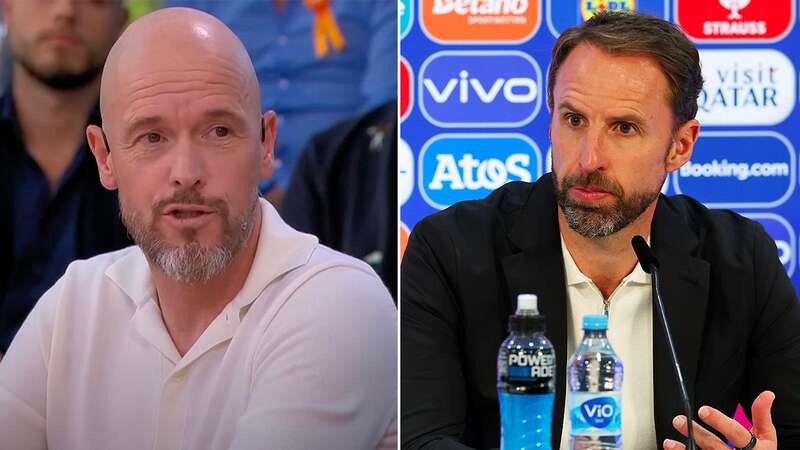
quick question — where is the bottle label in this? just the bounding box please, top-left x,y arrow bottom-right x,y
569,391 -> 622,436
507,350 -> 555,380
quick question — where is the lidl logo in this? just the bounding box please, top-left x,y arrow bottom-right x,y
673,131 -> 796,208
399,138 -> 414,206
400,0 -> 414,38
400,58 -> 413,121
548,0 -> 665,36
419,51 -> 542,128
697,50 -> 795,126
580,0 -> 636,21
419,134 -> 542,209
745,213 -> 797,277
675,0 -> 795,43
420,0 -> 540,44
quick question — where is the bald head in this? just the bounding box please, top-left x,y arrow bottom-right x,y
100,7 -> 261,126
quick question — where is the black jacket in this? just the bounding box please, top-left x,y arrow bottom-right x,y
282,101 -> 397,298
401,174 -> 800,449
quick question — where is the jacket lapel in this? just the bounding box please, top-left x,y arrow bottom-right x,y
500,176 -> 568,448
650,196 -> 710,443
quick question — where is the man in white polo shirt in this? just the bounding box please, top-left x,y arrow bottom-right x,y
0,7 -> 396,450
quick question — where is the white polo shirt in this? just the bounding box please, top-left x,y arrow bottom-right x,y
0,199 -> 397,450
558,236 -> 657,450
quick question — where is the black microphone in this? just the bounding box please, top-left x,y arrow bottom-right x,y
631,235 -> 696,450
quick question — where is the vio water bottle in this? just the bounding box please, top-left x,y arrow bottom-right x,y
567,314 -> 623,450
497,294 -> 556,450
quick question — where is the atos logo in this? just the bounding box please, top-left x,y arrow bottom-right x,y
400,57 -> 413,121
419,51 -> 542,128
419,134 -> 542,209
420,0 -> 540,43
399,138 -> 414,206
673,131 -> 796,209
697,50 -> 795,126
580,397 -> 619,429
675,0 -> 795,43
547,0 -> 666,36
745,213 -> 796,277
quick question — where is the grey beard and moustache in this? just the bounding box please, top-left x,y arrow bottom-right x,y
121,189 -> 259,284
553,170 -> 663,239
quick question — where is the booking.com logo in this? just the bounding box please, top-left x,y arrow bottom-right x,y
418,51 -> 542,128
745,213 -> 797,277
673,131 -> 796,208
418,134 -> 542,209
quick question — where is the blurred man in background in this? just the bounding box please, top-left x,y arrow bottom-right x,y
164,0 -> 397,207
0,0 -> 130,357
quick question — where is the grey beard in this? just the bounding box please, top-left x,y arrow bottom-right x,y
122,196 -> 257,284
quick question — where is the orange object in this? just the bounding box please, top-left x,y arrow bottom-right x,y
304,0 -> 347,57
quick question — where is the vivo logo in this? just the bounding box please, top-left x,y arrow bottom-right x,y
423,70 -> 536,104
419,51 -> 542,127
419,134 -> 541,209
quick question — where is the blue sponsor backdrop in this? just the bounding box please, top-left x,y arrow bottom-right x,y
400,0 -> 800,289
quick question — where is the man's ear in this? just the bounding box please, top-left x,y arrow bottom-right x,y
666,118 -> 700,173
259,111 -> 277,181
86,124 -> 118,191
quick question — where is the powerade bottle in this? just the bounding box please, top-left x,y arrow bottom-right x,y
497,294 -> 556,450
567,314 -> 623,450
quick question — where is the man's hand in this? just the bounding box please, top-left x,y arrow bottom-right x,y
663,391 -> 777,450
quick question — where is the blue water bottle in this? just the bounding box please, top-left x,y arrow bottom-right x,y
497,294 -> 556,450
567,314 -> 623,450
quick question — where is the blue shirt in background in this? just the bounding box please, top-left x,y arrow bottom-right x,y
164,0 -> 398,191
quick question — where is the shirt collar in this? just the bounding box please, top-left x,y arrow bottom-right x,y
560,234 -> 651,287
104,198 -> 319,310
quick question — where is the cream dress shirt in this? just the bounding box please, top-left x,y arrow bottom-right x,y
558,236 -> 657,450
0,198 -> 397,450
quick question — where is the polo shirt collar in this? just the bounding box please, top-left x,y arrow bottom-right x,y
560,234 -> 651,287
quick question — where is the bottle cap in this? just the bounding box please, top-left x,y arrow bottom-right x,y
516,294 -> 539,315
510,294 -> 546,333
582,314 -> 608,330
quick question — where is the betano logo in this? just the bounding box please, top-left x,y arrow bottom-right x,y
675,0 -> 795,43
696,50 -> 795,126
420,0 -> 540,43
418,134 -> 541,209
547,0 -> 665,36
745,213 -> 796,277
673,131 -> 796,208
419,51 -> 542,128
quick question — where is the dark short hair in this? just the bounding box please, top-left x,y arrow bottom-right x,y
547,11 -> 703,127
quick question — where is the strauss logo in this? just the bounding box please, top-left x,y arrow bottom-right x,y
720,0 -> 751,20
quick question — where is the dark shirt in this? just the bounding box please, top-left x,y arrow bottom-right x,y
0,90 -> 132,352
282,101 -> 397,299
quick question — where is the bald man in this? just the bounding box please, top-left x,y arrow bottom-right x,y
0,8 -> 396,450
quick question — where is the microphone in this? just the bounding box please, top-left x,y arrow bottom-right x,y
631,236 -> 696,450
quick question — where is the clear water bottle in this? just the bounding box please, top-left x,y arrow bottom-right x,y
497,294 -> 556,450
567,314 -> 623,450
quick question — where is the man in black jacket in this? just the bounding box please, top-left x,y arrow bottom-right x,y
0,0 -> 130,356
401,12 -> 800,450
